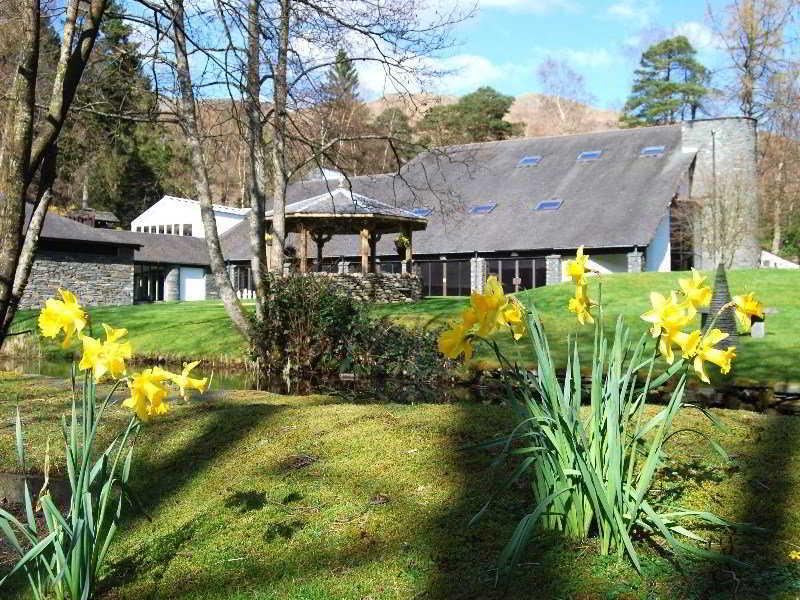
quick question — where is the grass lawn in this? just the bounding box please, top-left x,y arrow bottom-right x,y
9,269 -> 800,383
2,373 -> 800,598
373,269 -> 800,384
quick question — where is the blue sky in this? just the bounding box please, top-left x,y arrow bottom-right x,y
372,0 -> 728,109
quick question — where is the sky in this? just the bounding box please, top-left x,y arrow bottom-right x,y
368,0 -> 730,109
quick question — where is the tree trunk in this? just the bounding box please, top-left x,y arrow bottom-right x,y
170,0 -> 253,339
771,160 -> 784,253
269,0 -> 290,273
245,0 -> 269,322
0,0 -> 40,345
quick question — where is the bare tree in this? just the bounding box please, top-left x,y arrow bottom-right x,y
535,57 -> 596,135
681,174 -> 761,269
0,0 -> 112,347
145,0 -> 466,351
710,0 -> 797,121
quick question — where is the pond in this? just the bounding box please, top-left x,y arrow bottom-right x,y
0,354 -> 496,404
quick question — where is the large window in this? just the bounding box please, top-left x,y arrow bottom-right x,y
232,264 -> 254,291
183,224 -> 192,236
445,260 -> 471,296
418,261 -> 444,296
134,264 -> 166,302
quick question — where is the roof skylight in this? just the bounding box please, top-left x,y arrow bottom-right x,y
410,207 -> 433,217
577,150 -> 603,161
534,199 -> 563,211
468,203 -> 497,215
640,145 -> 666,157
518,155 -> 542,167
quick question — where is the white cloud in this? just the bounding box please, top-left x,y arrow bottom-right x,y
478,0 -> 580,13
674,21 -> 718,52
607,0 -> 657,26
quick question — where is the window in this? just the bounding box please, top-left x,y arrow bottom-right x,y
468,203 -> 497,215
135,226 -> 142,232
411,207 -> 433,217
174,224 -> 180,235
158,225 -> 165,234
535,199 -> 563,211
166,224 -> 173,234
518,155 -> 542,167
577,150 -> 603,161
183,224 -> 192,236
640,145 -> 666,157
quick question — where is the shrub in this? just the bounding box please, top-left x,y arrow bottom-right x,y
251,275 -> 451,384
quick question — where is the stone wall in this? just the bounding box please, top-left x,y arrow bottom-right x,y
316,272 -> 423,303
681,117 -> 760,269
20,251 -> 134,309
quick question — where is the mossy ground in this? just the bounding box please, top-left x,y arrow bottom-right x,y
2,373 -> 800,599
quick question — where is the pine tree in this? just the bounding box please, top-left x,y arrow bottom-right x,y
417,87 -> 521,146
621,36 -> 710,127
322,49 -> 360,102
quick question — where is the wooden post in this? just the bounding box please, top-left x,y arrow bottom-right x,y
311,231 -> 332,272
299,225 -> 309,273
360,228 -> 370,274
404,226 -> 413,270
369,232 -> 381,273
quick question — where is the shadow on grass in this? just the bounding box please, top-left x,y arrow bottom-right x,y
671,413 -> 800,599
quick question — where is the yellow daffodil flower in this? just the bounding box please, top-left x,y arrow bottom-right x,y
568,284 -> 594,326
163,361 -> 208,400
673,329 -> 702,359
78,323 -> 133,381
641,292 -> 696,338
438,323 -> 474,360
502,298 -> 527,340
38,289 -> 88,348
123,369 -> 170,421
692,329 -> 736,384
789,550 -> 800,561
565,245 -> 590,285
469,276 -> 508,337
678,269 -> 712,309
732,292 -> 764,333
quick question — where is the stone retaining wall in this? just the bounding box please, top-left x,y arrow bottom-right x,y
20,251 -> 134,309
315,272 -> 423,303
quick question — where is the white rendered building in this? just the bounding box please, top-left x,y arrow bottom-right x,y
130,195 -> 249,238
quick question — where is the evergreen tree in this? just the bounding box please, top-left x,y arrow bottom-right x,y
417,87 -> 520,146
321,48 -> 360,102
621,36 -> 710,127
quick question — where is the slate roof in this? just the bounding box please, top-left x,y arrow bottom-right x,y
26,205 -> 211,267
224,124 -> 695,260
271,187 -> 426,220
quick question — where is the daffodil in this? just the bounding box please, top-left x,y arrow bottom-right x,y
78,324 -> 133,381
673,329 -> 702,359
565,246 -> 590,285
123,369 -> 170,421
568,284 -> 594,325
163,361 -> 208,400
38,289 -> 88,348
732,292 -> 764,333
469,276 -> 508,336
438,323 -> 474,360
692,329 -> 736,384
502,298 -> 527,340
641,292 -> 696,363
678,269 -> 712,309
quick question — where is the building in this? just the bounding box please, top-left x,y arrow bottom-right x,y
224,116 -> 760,295
19,117 -> 761,307
130,195 -> 249,238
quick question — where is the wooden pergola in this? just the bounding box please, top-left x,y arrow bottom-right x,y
265,188 -> 428,274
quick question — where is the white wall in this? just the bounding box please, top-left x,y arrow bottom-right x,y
131,196 -> 248,238
590,253 -> 628,274
646,214 -> 671,272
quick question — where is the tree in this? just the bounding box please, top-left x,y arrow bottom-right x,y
711,0 -> 797,121
0,0 -> 113,347
316,49 -> 373,174
417,86 -> 520,146
150,0 -> 465,353
621,36 -> 710,127
371,107 -> 416,171
536,57 -> 596,135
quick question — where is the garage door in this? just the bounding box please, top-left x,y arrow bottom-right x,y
180,267 -> 206,301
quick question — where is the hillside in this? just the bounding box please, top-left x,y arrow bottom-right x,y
366,91 -> 620,136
